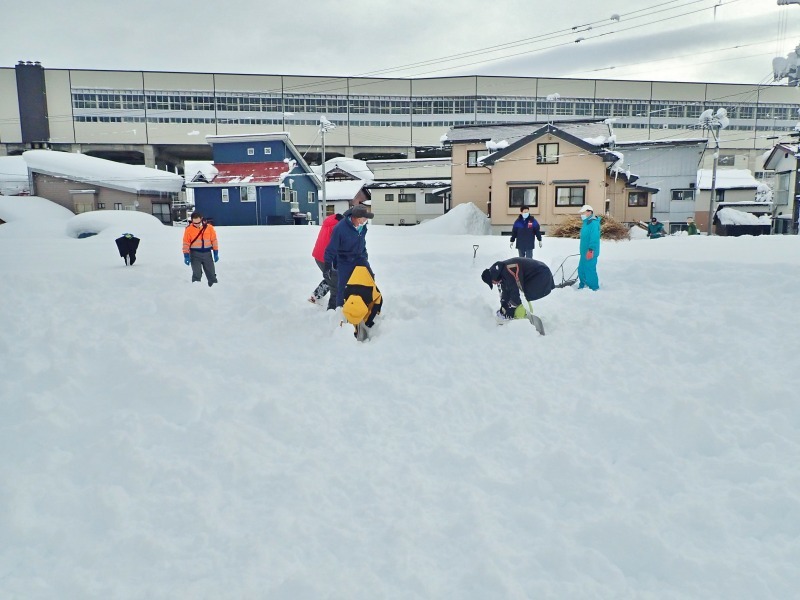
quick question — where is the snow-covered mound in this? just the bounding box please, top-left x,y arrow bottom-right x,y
0,156 -> 30,196
65,210 -> 167,238
0,195 -> 74,224
418,202 -> 491,234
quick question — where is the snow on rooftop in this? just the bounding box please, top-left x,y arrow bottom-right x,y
696,169 -> 759,190
321,179 -> 367,201
716,207 -> 772,226
417,202 -> 491,235
184,160 -> 218,183
23,150 -> 183,195
318,157 -> 374,181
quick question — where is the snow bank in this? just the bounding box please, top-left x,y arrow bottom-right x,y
0,195 -> 74,224
65,210 -> 167,239
417,202 -> 491,234
0,156 -> 30,196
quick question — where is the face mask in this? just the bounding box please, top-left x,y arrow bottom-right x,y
356,224 -> 365,233
522,213 -> 529,219
581,214 -> 588,221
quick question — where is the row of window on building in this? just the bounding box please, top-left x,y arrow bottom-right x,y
72,91 -> 797,121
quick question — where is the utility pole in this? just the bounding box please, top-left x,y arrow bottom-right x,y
318,116 -> 336,225
699,108 -> 729,235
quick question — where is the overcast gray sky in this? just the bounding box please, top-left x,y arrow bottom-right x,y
1,0 -> 797,84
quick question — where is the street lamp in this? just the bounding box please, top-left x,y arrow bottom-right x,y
318,115 -> 336,225
699,108 -> 729,236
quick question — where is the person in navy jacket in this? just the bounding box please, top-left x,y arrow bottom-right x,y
324,204 -> 375,308
509,206 -> 542,259
481,257 -> 554,320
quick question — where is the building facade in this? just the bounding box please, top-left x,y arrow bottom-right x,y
1,63 -> 797,176
366,158 -> 450,226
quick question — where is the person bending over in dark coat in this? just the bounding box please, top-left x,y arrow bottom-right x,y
481,257 -> 554,321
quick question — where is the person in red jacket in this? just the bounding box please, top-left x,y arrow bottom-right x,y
309,213 -> 343,309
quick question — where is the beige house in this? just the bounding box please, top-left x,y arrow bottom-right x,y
446,121 -> 655,232
24,150 -> 184,224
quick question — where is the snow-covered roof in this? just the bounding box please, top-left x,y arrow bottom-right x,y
316,157 -> 374,181
23,150 -> 184,195
367,157 -> 451,164
443,120 -> 611,146
615,138 -> 707,148
696,169 -> 758,190
185,160 -> 217,183
321,179 -> 368,201
0,156 -> 30,196
366,179 -> 450,189
716,207 -> 771,226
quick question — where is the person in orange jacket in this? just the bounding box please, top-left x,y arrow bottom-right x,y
309,213 -> 343,309
182,211 -> 219,286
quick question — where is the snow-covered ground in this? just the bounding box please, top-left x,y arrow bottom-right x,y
2,198 -> 799,599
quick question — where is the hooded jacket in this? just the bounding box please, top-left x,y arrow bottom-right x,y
312,214 -> 341,262
579,215 -> 600,258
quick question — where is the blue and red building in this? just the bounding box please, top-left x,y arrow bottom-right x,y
187,132 -> 321,226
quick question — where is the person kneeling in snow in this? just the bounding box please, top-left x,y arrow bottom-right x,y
481,258 -> 554,321
341,265 -> 382,336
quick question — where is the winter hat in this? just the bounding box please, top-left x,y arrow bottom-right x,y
481,268 -> 494,289
579,205 -> 593,214
350,205 -> 375,219
481,262 -> 504,289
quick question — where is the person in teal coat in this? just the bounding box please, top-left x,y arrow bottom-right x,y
578,204 -> 600,290
647,217 -> 665,239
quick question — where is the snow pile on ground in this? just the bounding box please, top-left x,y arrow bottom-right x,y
717,207 -> 771,226
628,224 -> 648,240
64,210 -> 167,239
1,208 -> 800,599
0,195 -> 74,223
0,156 -> 30,196
418,202 -> 491,235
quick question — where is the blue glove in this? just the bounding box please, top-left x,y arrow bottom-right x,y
183,253 -> 190,265
213,250 -> 219,263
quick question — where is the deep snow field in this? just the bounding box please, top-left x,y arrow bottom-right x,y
1,198 -> 799,599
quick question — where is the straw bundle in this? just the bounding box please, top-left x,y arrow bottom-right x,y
547,214 -> 631,241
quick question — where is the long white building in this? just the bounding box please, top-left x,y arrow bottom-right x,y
1,62 -> 797,177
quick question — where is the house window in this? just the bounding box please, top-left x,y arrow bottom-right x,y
281,187 -> 297,203
97,202 -> 105,209
241,185 -> 257,202
425,193 -> 443,204
247,148 -> 255,156
114,203 -> 123,210
628,192 -> 648,207
74,201 -> 94,214
398,193 -> 415,203
671,189 -> 694,202
221,189 -> 229,202
124,205 -> 136,211
308,191 -> 315,203
555,186 -> 585,207
775,172 -> 790,205
152,203 -> 171,224
264,147 -> 272,155
715,190 -> 725,203
509,187 -> 538,207
537,143 -> 559,164
385,193 -> 394,201
467,150 -> 489,167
